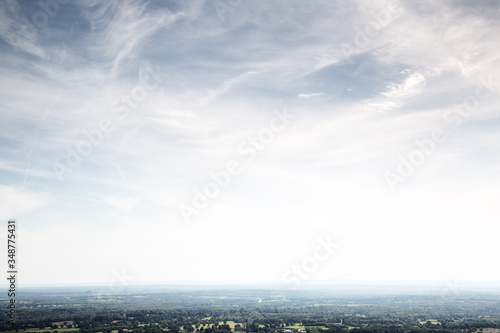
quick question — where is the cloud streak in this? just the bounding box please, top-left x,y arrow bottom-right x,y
0,0 -> 500,286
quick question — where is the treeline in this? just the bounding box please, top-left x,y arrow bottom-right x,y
2,292 -> 500,333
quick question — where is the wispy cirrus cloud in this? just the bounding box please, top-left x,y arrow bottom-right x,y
0,0 -> 47,58
82,0 -> 181,76
1,0 -> 500,286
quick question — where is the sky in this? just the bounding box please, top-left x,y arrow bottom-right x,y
0,0 -> 500,290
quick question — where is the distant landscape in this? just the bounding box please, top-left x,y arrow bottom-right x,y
2,2 -> 500,333
2,286 -> 500,333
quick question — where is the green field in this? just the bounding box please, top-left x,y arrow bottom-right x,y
284,324 -> 304,329
304,326 -> 328,331
185,322 -> 243,332
419,319 -> 440,325
219,321 -> 242,329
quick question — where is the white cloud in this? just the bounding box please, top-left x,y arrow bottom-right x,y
0,185 -> 52,219
297,92 -> 324,98
382,72 -> 427,98
1,0 -> 500,286
82,1 -> 180,76
0,0 -> 47,59
104,195 -> 140,211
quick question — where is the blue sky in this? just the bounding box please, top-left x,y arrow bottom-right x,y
1,0 -> 500,288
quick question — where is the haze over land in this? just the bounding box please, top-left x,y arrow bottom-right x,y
3,287 -> 500,333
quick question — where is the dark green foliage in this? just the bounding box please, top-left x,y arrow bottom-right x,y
2,289 -> 500,333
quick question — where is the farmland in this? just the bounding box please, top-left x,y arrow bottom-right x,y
2,287 -> 500,333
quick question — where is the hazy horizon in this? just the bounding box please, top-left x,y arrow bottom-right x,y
7,279 -> 500,293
